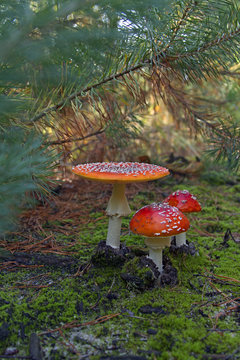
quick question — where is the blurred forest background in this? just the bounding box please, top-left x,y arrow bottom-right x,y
0,0 -> 240,235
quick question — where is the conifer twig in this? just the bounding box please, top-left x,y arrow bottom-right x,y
161,0 -> 196,53
28,60 -> 151,124
168,26 -> 240,61
45,127 -> 106,146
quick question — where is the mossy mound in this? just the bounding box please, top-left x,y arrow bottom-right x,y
121,256 -> 158,291
91,241 -> 132,267
170,239 -> 198,256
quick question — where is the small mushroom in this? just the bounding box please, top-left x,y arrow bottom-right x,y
163,189 -> 201,247
72,162 -> 169,249
129,203 -> 190,273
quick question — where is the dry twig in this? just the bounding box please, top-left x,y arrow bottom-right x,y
39,313 -> 121,336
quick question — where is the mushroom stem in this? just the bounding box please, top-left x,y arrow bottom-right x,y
145,237 -> 171,273
175,232 -> 187,247
106,216 -> 122,249
106,183 -> 131,216
106,183 -> 131,249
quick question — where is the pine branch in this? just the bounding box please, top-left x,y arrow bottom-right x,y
207,120 -> 240,171
161,0 -> 196,54
220,71 -> 240,78
168,26 -> 240,61
45,127 -> 106,146
28,60 -> 151,125
28,27 -> 240,126
150,68 -> 218,131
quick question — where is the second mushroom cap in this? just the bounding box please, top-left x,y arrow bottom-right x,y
130,203 -> 190,237
163,190 -> 201,213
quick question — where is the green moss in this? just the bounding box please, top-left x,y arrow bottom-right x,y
1,182 -> 240,359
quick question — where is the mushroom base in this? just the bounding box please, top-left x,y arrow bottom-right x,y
91,240 -> 130,266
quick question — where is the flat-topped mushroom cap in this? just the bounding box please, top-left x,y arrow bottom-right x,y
72,162 -> 169,183
130,203 -> 190,237
163,189 -> 201,213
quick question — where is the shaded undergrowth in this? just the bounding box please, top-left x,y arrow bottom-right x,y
0,178 -> 240,359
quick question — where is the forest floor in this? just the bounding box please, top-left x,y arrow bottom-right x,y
0,173 -> 240,360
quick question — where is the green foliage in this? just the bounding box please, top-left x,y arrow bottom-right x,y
0,0 -> 170,123
157,0 -> 240,78
207,120 -> 240,171
1,0 -> 239,126
0,127 -> 56,234
105,109 -> 144,149
206,80 -> 240,171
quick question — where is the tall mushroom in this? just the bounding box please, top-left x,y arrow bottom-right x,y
163,190 -> 201,247
72,162 -> 169,249
130,203 -> 190,273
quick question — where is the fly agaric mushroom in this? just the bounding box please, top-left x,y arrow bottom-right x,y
72,162 -> 169,249
129,203 -> 190,273
163,189 -> 201,247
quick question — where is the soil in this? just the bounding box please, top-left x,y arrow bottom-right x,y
170,238 -> 198,256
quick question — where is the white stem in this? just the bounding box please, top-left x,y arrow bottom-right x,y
105,183 -> 131,249
175,232 -> 187,247
106,216 -> 122,249
145,237 -> 171,273
106,183 -> 131,217
148,247 -> 163,273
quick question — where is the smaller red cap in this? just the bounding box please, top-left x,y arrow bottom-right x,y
163,190 -> 201,213
130,203 -> 190,237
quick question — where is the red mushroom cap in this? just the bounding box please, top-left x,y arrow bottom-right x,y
72,162 -> 169,184
163,190 -> 201,213
130,203 -> 190,237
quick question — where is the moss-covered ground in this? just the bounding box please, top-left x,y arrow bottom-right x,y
1,177 -> 240,359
